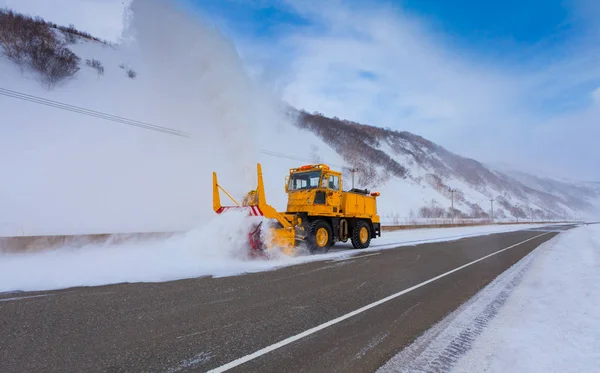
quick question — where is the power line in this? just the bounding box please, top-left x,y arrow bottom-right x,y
449,188 -> 457,222
259,149 -> 311,163
0,87 -> 190,138
259,149 -> 346,170
1,87 -> 352,167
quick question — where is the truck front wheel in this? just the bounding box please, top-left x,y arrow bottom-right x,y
351,220 -> 371,249
308,219 -> 332,254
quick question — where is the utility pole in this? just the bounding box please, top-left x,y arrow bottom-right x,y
449,188 -> 457,223
489,198 -> 495,222
529,207 -> 533,222
350,168 -> 359,189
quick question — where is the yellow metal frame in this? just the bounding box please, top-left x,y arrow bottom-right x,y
213,163 -> 381,253
212,172 -> 240,210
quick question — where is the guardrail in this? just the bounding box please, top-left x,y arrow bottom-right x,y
380,217 -> 578,226
382,220 -> 578,231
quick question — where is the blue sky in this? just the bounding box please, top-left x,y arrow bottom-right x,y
400,0 -> 572,45
185,0 -> 597,107
2,0 -> 598,180
184,0 -> 599,180
189,1 -> 310,38
189,0 -> 577,58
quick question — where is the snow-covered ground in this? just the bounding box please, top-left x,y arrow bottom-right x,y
378,223 -> 600,373
0,3 -> 347,237
0,212 -> 549,293
2,2 -> 595,239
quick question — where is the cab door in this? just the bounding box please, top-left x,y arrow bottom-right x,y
325,174 -> 342,214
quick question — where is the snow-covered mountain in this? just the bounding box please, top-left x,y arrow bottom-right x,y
1,7 -> 597,236
290,111 -> 599,222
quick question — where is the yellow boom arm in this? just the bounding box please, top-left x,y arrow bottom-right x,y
213,164 -> 292,229
256,163 -> 292,229
213,171 -> 240,213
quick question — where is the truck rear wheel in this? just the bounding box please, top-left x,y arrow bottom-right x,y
308,219 -> 332,254
351,220 -> 371,249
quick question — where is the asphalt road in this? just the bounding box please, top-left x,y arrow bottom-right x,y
0,224 -> 575,373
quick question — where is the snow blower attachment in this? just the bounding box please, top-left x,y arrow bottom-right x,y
213,163 -> 381,256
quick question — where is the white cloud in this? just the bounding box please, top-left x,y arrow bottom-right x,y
282,15 -> 514,133
0,0 -> 129,42
2,0 -> 598,180
235,0 -> 600,180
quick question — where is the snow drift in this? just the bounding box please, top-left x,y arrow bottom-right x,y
0,210 -> 289,292
0,223 -> 550,292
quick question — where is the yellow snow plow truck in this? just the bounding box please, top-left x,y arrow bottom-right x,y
213,163 -> 381,255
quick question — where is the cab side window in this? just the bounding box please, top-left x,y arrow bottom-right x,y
328,175 -> 340,190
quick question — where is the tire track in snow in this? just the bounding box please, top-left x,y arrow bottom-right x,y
377,241 -> 542,373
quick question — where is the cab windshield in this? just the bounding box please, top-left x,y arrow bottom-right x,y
288,171 -> 322,191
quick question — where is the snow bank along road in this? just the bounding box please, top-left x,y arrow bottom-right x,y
378,222 -> 600,373
0,224 -> 576,373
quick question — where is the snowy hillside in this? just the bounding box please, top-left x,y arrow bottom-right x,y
292,112 -> 600,222
498,168 -> 600,212
0,6 -> 597,236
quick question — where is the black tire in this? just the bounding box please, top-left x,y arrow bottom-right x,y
351,220 -> 371,249
308,219 -> 333,254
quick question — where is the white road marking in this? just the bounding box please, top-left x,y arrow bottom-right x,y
206,232 -> 552,373
333,252 -> 382,262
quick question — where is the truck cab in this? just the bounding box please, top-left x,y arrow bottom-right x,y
284,164 -> 381,252
286,164 -> 342,215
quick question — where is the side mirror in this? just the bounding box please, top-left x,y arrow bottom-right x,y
284,176 -> 289,193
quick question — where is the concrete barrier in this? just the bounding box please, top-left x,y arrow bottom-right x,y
0,232 -> 177,253
1,221 -> 575,253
